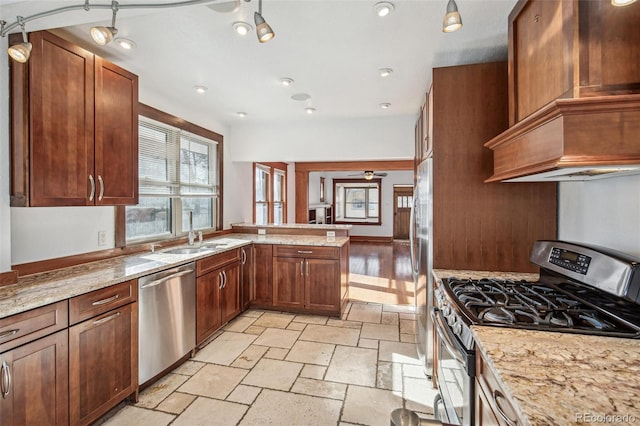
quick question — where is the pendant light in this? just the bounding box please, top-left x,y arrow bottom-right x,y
91,1 -> 119,45
7,16 -> 31,63
442,0 -> 462,33
254,0 -> 274,43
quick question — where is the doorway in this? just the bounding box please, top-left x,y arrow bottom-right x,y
393,186 -> 413,240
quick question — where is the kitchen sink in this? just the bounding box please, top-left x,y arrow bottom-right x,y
163,247 -> 211,255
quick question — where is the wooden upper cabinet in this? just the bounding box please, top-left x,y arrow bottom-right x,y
9,30 -> 139,207
94,57 -> 139,205
509,0 -> 640,125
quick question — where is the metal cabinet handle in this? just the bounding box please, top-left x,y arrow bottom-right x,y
97,175 -> 104,201
141,270 -> 194,289
493,390 -> 518,426
0,329 -> 19,341
300,260 -> 304,276
88,174 -> 95,201
306,259 -> 310,276
91,294 -> 119,306
241,249 -> 247,265
218,272 -> 223,289
92,311 -> 121,326
222,271 -> 227,288
297,250 -> 313,254
1,361 -> 10,399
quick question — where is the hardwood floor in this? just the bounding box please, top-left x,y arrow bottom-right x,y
349,241 -> 414,306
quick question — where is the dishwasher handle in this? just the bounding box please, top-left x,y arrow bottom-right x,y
140,269 -> 194,289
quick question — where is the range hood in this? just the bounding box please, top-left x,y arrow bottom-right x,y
485,95 -> 640,182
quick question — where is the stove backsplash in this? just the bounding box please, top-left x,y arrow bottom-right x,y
558,174 -> 640,258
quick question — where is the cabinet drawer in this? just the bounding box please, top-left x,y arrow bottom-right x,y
69,279 -> 137,325
476,351 -> 521,425
0,300 -> 68,353
197,249 -> 241,276
274,245 -> 338,259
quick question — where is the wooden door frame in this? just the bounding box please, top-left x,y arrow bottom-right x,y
294,160 -> 413,224
393,186 -> 414,240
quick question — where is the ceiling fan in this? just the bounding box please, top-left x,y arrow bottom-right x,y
348,170 -> 388,180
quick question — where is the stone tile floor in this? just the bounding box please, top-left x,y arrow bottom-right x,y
102,301 -> 438,426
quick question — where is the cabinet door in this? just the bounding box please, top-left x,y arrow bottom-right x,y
220,262 -> 241,324
241,246 -> 254,310
69,303 -> 136,426
196,271 -> 222,345
511,0 -> 569,123
305,258 -> 340,312
0,330 -> 69,425
475,380 -> 501,426
253,245 -> 273,307
273,257 -> 305,309
28,31 -> 95,206
94,57 -> 139,205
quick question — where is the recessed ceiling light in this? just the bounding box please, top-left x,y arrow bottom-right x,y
237,112 -> 247,117
232,21 -> 253,36
291,93 -> 311,101
380,102 -> 391,109
379,68 -> 393,77
373,2 -> 394,17
280,77 -> 294,86
114,38 -> 136,50
305,107 -> 316,114
194,85 -> 208,94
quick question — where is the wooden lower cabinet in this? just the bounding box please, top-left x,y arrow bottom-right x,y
252,244 -> 273,308
475,348 -> 522,425
241,246 -> 254,310
69,303 -> 137,426
273,246 -> 341,315
0,330 -> 69,425
196,261 -> 241,345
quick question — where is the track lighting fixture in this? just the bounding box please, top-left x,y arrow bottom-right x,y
443,0 -> 462,33
6,16 -> 31,63
254,0 -> 275,43
91,0 -> 119,45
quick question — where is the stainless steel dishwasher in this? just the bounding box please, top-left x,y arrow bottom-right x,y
138,262 -> 196,385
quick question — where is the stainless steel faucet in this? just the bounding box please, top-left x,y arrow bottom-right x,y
188,211 -> 195,246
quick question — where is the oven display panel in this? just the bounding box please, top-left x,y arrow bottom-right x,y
549,248 -> 591,275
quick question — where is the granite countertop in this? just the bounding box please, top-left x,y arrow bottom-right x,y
432,269 -> 640,425
231,222 -> 352,230
472,326 -> 640,425
0,234 -> 349,320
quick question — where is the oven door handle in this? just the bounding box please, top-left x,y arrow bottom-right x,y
431,308 -> 467,367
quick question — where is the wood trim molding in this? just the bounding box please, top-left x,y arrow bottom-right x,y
295,160 -> 413,173
138,103 -> 223,142
0,270 -> 19,286
349,236 -> 394,243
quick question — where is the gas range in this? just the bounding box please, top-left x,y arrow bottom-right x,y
434,240 -> 640,350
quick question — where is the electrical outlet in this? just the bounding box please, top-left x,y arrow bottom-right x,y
98,231 -> 107,246
258,229 -> 266,235
326,231 -> 336,238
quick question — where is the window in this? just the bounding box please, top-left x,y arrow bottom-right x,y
253,162 -> 288,225
333,179 -> 381,225
124,106 -> 222,243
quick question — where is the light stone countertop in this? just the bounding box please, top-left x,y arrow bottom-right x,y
231,222 -> 352,230
472,326 -> 640,426
0,234 -> 349,320
433,269 -> 640,426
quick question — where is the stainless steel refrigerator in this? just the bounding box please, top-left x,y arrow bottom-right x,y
411,157 -> 433,378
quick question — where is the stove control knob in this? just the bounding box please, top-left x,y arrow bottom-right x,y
453,322 -> 462,336
443,306 -> 451,317
437,299 -> 444,309
447,314 -> 456,326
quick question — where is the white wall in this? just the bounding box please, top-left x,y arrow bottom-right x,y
229,116 -> 415,162
558,175 -> 640,257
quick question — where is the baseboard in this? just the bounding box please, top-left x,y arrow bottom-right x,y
0,270 -> 18,286
349,236 -> 394,243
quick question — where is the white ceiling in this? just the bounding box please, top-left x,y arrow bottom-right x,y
2,0 -> 517,125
